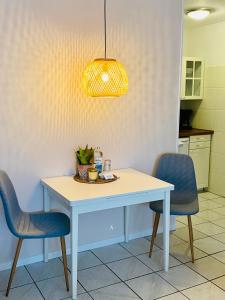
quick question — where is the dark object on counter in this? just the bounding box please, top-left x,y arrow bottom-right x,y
179,109 -> 193,129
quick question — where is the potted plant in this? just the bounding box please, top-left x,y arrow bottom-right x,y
76,145 -> 94,180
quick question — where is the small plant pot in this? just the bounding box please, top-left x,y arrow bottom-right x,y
77,164 -> 91,180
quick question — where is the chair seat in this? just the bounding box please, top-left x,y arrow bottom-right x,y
150,198 -> 199,216
15,211 -> 70,239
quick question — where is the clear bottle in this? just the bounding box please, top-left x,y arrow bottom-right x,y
94,147 -> 103,173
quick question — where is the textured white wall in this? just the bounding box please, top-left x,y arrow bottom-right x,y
0,0 -> 182,268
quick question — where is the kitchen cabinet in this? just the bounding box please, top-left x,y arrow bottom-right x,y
181,57 -> 204,100
178,133 -> 212,190
189,135 -> 211,189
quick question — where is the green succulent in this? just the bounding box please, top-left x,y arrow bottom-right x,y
76,145 -> 94,165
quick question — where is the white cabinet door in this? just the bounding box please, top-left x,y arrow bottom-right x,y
181,57 -> 204,100
189,148 -> 210,189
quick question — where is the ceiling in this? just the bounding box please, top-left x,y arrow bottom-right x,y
184,0 -> 225,28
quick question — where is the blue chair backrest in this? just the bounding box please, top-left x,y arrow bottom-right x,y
156,154 -> 198,204
0,170 -> 22,236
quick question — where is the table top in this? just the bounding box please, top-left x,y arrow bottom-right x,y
41,168 -> 174,204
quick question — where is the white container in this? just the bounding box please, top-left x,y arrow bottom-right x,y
104,159 -> 111,172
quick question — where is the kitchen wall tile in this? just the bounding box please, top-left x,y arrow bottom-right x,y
192,65 -> 225,198
204,66 -> 225,88
209,170 -> 225,197
211,132 -> 225,155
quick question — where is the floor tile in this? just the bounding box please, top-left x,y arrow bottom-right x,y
92,244 -> 131,263
194,223 -> 225,236
212,219 -> 225,229
176,221 -> 186,229
213,251 -> 225,264
213,232 -> 225,243
212,276 -> 225,291
198,196 -> 209,202
26,258 -> 64,282
198,210 -> 223,221
126,273 -> 176,300
198,202 -> 208,211
107,256 -> 152,281
137,250 -> 181,272
213,207 -> 225,216
177,215 -> 206,225
67,251 -> 102,271
199,200 -> 224,210
158,265 -> 206,290
90,282 -> 140,300
157,292 -> 188,299
213,197 -> 225,206
36,275 -> 83,300
186,256 -> 225,280
120,238 -> 152,255
0,283 -> 43,300
154,233 -> 184,249
182,282 -> 225,300
176,216 -> 188,225
78,265 -> 120,292
169,241 -> 207,263
0,266 -> 33,291
77,294 -> 92,300
194,237 -> 225,254
64,294 -> 92,300
173,227 -> 207,242
199,192 -> 220,200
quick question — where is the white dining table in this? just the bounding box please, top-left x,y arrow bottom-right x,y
41,168 -> 174,300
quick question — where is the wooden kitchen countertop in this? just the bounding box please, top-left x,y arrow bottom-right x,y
179,128 -> 214,138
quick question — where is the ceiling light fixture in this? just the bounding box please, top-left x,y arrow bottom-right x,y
82,0 -> 128,97
186,8 -> 213,20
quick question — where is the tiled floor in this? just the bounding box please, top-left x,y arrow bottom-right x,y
1,192 -> 225,300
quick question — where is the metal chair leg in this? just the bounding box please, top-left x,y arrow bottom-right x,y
149,213 -> 160,257
188,216 -> 195,263
6,238 -> 23,297
60,236 -> 69,291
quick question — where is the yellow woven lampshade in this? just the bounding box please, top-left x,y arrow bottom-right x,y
83,58 -> 128,97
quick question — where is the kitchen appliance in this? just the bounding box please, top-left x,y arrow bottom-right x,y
179,109 -> 193,129
178,138 -> 189,155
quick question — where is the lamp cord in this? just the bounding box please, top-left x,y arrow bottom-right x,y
104,0 -> 107,59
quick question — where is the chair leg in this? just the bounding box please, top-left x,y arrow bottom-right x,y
149,213 -> 160,257
188,216 -> 195,263
6,238 -> 23,297
60,236 -> 69,291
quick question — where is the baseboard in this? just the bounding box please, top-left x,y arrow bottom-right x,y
0,223 -> 176,271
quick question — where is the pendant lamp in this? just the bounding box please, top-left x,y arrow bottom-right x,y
82,0 -> 128,97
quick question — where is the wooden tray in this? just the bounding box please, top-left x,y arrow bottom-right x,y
74,174 -> 118,184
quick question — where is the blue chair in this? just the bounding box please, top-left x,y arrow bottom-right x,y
0,170 -> 70,296
149,154 -> 199,263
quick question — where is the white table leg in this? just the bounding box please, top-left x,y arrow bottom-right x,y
163,191 -> 170,272
124,206 -> 130,243
43,187 -> 50,262
71,207 -> 79,300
